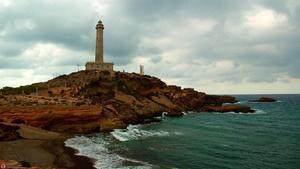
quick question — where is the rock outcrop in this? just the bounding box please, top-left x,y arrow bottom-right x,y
201,105 -> 255,113
0,122 -> 62,141
250,97 -> 277,102
0,71 -> 255,133
0,123 -> 22,141
0,160 -> 42,169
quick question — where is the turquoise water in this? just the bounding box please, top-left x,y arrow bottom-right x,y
65,95 -> 300,169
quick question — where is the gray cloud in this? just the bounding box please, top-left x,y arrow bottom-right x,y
0,0 -> 300,93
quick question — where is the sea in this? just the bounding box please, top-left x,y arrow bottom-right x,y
65,94 -> 300,169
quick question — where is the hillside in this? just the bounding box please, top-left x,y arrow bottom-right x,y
0,70 -> 254,133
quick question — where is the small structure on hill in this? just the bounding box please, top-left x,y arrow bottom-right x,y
86,20 -> 114,71
140,65 -> 144,75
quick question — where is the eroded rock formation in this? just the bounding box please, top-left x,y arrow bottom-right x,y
0,71 -> 254,133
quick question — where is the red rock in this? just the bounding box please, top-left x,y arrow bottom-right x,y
165,111 -> 184,117
0,71 -> 254,133
201,105 -> 255,113
0,160 -> 42,169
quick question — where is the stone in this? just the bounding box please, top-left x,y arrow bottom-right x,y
201,105 -> 255,113
0,123 -> 22,141
165,111 -> 184,117
250,97 -> 277,102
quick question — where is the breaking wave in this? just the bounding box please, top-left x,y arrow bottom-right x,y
253,108 -> 267,114
65,135 -> 152,169
111,124 -> 183,142
236,101 -> 248,104
212,109 -> 267,115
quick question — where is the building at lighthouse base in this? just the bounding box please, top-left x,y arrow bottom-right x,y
85,62 -> 114,71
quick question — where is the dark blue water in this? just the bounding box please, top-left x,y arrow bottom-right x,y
66,94 -> 300,169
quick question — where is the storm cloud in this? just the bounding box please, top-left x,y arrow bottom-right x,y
0,0 -> 299,94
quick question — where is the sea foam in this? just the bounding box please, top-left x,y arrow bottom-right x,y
65,135 -> 152,169
212,109 -> 267,115
111,124 -> 182,142
112,125 -> 169,141
253,108 -> 267,114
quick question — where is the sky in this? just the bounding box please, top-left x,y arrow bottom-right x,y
0,0 -> 299,94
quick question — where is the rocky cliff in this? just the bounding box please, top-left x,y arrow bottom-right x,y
0,70 -> 254,133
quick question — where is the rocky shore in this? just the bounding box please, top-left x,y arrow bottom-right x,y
0,70 -> 254,133
0,70 -> 255,168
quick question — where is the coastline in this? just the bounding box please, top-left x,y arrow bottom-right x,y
0,71 -> 256,168
0,138 -> 96,169
0,123 -> 95,169
64,145 -> 96,169
43,138 -> 96,169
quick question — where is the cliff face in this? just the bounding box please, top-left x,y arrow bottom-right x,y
0,71 -> 252,133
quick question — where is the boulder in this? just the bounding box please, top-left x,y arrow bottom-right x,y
201,105 -> 255,113
0,160 -> 41,169
204,95 -> 237,106
99,118 -> 127,132
165,111 -> 184,117
141,118 -> 162,124
0,123 -> 22,141
250,97 -> 277,102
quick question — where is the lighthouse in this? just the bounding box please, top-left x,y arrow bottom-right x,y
86,20 -> 114,71
95,20 -> 104,63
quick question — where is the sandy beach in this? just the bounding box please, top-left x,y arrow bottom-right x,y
0,123 -> 95,169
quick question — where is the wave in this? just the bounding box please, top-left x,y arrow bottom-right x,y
212,112 -> 245,115
65,135 -> 152,169
223,100 -> 284,106
162,112 -> 167,118
161,111 -> 192,118
223,101 -> 248,105
212,109 -> 267,115
248,100 -> 283,104
253,109 -> 267,114
183,111 -> 195,115
111,124 -> 183,142
236,101 -> 248,104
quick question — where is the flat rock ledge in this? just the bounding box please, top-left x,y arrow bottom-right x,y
0,160 -> 42,169
249,97 -> 277,102
201,105 -> 255,113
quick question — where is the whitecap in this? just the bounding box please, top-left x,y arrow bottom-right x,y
162,112 -> 167,118
182,111 -> 195,115
65,135 -> 152,169
223,101 -> 248,105
212,109 -> 266,115
174,131 -> 184,135
212,111 -> 235,114
111,125 -> 170,142
253,109 -> 267,114
236,101 -> 248,104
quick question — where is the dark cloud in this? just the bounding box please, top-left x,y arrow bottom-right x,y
0,0 -> 300,93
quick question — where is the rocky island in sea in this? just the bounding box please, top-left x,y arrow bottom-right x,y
0,20 -> 255,168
